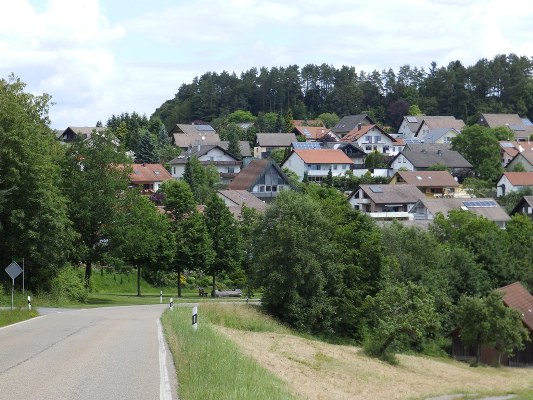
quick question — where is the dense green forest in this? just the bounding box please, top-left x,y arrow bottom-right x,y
152,54 -> 533,131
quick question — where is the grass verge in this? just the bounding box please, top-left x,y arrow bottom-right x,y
161,303 -> 298,400
0,308 -> 39,328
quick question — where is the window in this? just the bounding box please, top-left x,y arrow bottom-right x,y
366,145 -> 372,151
365,135 -> 373,143
272,185 -> 278,192
266,185 -> 272,192
228,167 -> 234,173
210,156 -> 214,161
332,164 -> 337,170
259,185 -> 265,192
375,135 -> 381,143
342,164 -> 347,170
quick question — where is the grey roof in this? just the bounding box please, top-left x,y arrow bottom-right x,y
217,190 -> 268,217
413,197 -> 510,222
168,144 -> 240,165
356,184 -> 425,205
203,141 -> 252,157
399,144 -> 472,169
422,128 -> 460,143
480,113 -> 524,128
172,133 -> 221,148
332,114 -> 374,134
416,116 -> 464,134
256,133 -> 297,147
227,159 -> 292,191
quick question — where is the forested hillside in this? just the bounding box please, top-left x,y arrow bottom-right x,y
152,54 -> 533,131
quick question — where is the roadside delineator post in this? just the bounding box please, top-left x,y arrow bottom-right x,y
169,297 -> 174,309
160,290 -> 163,304
192,306 -> 198,331
27,295 -> 31,311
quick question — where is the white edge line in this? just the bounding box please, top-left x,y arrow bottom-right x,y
0,314 -> 47,331
157,318 -> 173,400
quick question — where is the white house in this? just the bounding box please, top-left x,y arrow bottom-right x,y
340,124 -> 404,155
168,144 -> 241,184
496,172 -> 533,197
282,149 -> 354,183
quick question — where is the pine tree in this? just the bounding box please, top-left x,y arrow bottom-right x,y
136,131 -> 158,163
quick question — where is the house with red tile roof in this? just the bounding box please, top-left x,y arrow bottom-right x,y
453,282 -> 533,367
281,149 -> 354,183
496,172 -> 533,197
127,163 -> 173,193
293,125 -> 335,142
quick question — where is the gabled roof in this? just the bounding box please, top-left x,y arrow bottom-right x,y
332,114 -> 375,134
227,159 -> 292,191
217,189 -> 268,217
291,149 -> 354,164
401,115 -> 425,133
393,170 -> 459,188
415,116 -> 465,135
339,124 -> 398,144
170,123 -> 216,135
324,142 -> 367,156
510,196 -> 533,215
500,172 -> 533,186
168,144 -> 240,165
60,126 -> 105,141
412,197 -> 510,222
294,126 -> 331,140
423,128 -> 460,143
129,163 -> 173,183
508,148 -> 533,168
496,282 -> 533,332
256,133 -> 297,147
395,144 -> 472,169
172,133 -> 221,148
354,184 -> 425,205
480,113 -> 525,128
203,140 -> 252,157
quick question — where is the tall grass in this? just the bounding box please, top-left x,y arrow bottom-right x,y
161,303 -> 298,400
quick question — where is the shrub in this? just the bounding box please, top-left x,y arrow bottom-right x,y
51,266 -> 88,303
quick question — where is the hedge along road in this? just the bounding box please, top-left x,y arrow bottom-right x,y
0,305 -> 177,400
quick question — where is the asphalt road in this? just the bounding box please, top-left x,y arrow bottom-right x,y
0,305 -> 177,400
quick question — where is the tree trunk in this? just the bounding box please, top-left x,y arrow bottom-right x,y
211,274 -> 216,297
137,266 -> 141,297
476,343 -> 481,365
177,270 -> 182,298
84,261 -> 92,288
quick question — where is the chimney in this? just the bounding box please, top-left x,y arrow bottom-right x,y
358,123 -> 362,131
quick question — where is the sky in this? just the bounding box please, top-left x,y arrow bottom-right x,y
1,0 -> 532,130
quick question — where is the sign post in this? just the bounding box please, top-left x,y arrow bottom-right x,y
192,306 -> 198,331
5,262 -> 23,311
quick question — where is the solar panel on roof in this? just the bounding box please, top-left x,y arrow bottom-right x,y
292,142 -> 322,149
406,116 -> 418,123
501,142 -> 515,148
195,125 -> 215,131
509,125 -> 525,131
404,139 -> 423,144
463,200 -> 498,208
369,185 -> 383,193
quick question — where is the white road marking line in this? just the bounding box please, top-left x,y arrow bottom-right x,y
158,319 -> 174,400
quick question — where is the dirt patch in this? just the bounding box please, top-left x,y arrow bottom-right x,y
216,327 -> 533,400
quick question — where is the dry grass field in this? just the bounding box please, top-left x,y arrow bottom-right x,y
217,326 -> 533,400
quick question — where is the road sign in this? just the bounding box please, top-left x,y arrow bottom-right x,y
5,261 -> 23,280
5,261 -> 24,310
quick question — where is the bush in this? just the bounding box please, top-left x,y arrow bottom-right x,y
51,267 -> 88,303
